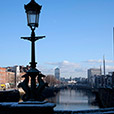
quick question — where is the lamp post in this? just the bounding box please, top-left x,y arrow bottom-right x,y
24,0 -> 42,68
20,0 -> 46,101
0,1 -> 56,113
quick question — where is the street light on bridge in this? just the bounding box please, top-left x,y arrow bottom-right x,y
0,1 -> 55,113
18,0 -> 46,101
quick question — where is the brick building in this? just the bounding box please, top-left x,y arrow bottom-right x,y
6,72 -> 15,87
0,67 -> 7,84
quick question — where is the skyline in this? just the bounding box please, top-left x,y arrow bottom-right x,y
1,0 -> 114,78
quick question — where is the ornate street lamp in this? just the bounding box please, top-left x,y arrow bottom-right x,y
24,0 -> 44,69
18,0 -> 46,101
25,0 -> 41,29
0,1 -> 56,113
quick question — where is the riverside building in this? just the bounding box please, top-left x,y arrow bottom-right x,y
55,68 -> 60,80
88,68 -> 102,87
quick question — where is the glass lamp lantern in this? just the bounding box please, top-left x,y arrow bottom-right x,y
24,0 -> 42,29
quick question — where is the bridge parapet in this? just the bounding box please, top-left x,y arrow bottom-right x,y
54,107 -> 114,114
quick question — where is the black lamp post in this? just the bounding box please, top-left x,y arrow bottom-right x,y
24,0 -> 42,68
19,0 -> 46,101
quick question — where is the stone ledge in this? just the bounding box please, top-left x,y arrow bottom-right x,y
54,107 -> 114,114
0,101 -> 56,114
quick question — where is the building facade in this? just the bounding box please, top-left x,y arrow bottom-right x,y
6,72 -> 15,88
0,67 -> 7,84
55,68 -> 60,80
88,68 -> 102,87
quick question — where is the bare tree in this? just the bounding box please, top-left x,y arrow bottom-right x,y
45,75 -> 58,86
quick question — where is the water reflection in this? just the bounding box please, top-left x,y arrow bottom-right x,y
48,89 -> 99,111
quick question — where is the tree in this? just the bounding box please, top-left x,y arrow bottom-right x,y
45,75 -> 58,86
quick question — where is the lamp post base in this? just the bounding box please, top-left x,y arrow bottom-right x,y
18,67 -> 48,101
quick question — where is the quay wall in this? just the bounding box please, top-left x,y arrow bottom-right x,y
96,88 -> 114,108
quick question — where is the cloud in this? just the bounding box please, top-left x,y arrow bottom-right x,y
46,60 -> 80,68
85,59 -> 102,63
37,59 -> 114,78
37,65 -> 54,75
83,59 -> 114,75
43,60 -> 86,78
84,59 -> 114,64
105,65 -> 114,73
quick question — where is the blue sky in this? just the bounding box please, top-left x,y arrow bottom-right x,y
0,0 -> 114,78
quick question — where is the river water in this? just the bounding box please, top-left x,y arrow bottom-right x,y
48,89 -> 100,111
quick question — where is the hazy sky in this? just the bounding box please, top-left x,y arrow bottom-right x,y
0,0 -> 114,78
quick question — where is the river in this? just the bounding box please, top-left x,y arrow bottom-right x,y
48,89 -> 100,111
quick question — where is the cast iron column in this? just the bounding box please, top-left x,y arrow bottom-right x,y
30,29 -> 37,68
30,28 -> 37,100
